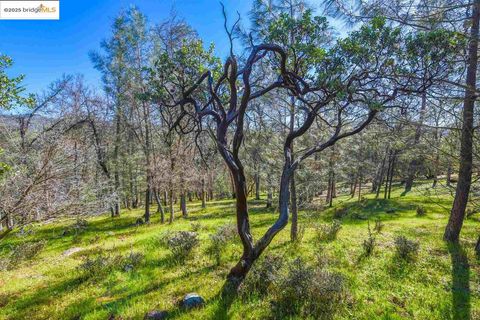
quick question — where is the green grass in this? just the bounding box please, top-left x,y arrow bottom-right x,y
0,181 -> 479,319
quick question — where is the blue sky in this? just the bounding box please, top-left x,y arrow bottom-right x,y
0,0 -> 337,94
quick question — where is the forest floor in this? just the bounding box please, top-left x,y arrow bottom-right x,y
0,181 -> 479,320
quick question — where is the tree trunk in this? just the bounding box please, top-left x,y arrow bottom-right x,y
475,235 -> 480,256
201,177 -> 207,208
444,0 -> 480,242
384,150 -> 393,199
432,151 -> 440,188
332,174 -> 337,198
447,162 -> 452,187
225,169 -> 255,284
154,188 -> 165,223
144,182 -> 151,223
326,172 -> 334,207
358,175 -> 362,201
351,175 -> 358,198
254,173 -> 261,200
376,149 -> 388,198
112,109 -> 121,218
405,92 -> 427,192
288,97 -> 299,241
327,172 -> 335,207
6,213 -> 13,230
372,160 -> 382,193
228,171 -> 236,199
180,192 -> 188,217
227,163 -> 291,285
290,173 -> 298,241
266,184 -> 273,208
387,153 -> 396,199
432,125 -> 441,188
169,187 -> 174,224
133,180 -> 139,208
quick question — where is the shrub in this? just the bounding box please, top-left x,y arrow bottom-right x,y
307,269 -> 345,318
166,231 -> 199,262
362,222 -> 376,257
11,240 -> 46,261
87,234 -> 101,245
16,226 -> 35,237
466,209 -> 475,218
314,220 -> 342,242
374,218 -> 384,233
416,206 -> 427,216
359,197 -> 368,207
62,218 -> 88,238
313,247 -> 330,270
157,231 -> 173,247
333,207 -> 348,219
122,250 -> 144,272
77,253 -> 118,279
302,202 -> 325,211
207,224 -> 236,265
240,254 -> 283,298
73,218 -> 88,231
207,235 -> 225,266
0,240 -> 46,270
350,211 -> 368,220
71,219 -> 88,233
295,225 -> 306,243
0,258 -> 8,271
190,222 -> 202,232
215,223 -> 237,240
272,258 -> 314,316
77,250 -> 144,277
272,257 -> 346,319
394,236 -> 419,260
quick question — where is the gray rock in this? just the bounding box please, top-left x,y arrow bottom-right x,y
144,310 -> 168,320
181,292 -> 205,309
62,247 -> 83,257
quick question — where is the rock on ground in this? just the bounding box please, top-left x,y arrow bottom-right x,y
181,292 -> 205,309
144,310 -> 168,320
62,247 -> 83,257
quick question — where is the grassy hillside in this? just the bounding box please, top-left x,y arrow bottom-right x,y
0,182 -> 479,320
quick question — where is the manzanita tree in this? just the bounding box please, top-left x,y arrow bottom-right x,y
250,0 -> 332,241
153,15 -> 460,286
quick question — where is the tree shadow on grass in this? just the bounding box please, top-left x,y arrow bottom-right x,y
0,229 -> 12,241
187,210 -> 234,221
168,282 -> 239,319
333,198 -> 412,225
209,280 -> 239,320
4,276 -> 84,319
386,256 -> 415,279
447,242 -> 470,320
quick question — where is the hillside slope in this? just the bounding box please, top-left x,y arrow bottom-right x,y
0,182 -> 479,320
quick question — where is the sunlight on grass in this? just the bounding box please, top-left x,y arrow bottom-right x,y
0,181 -> 479,319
